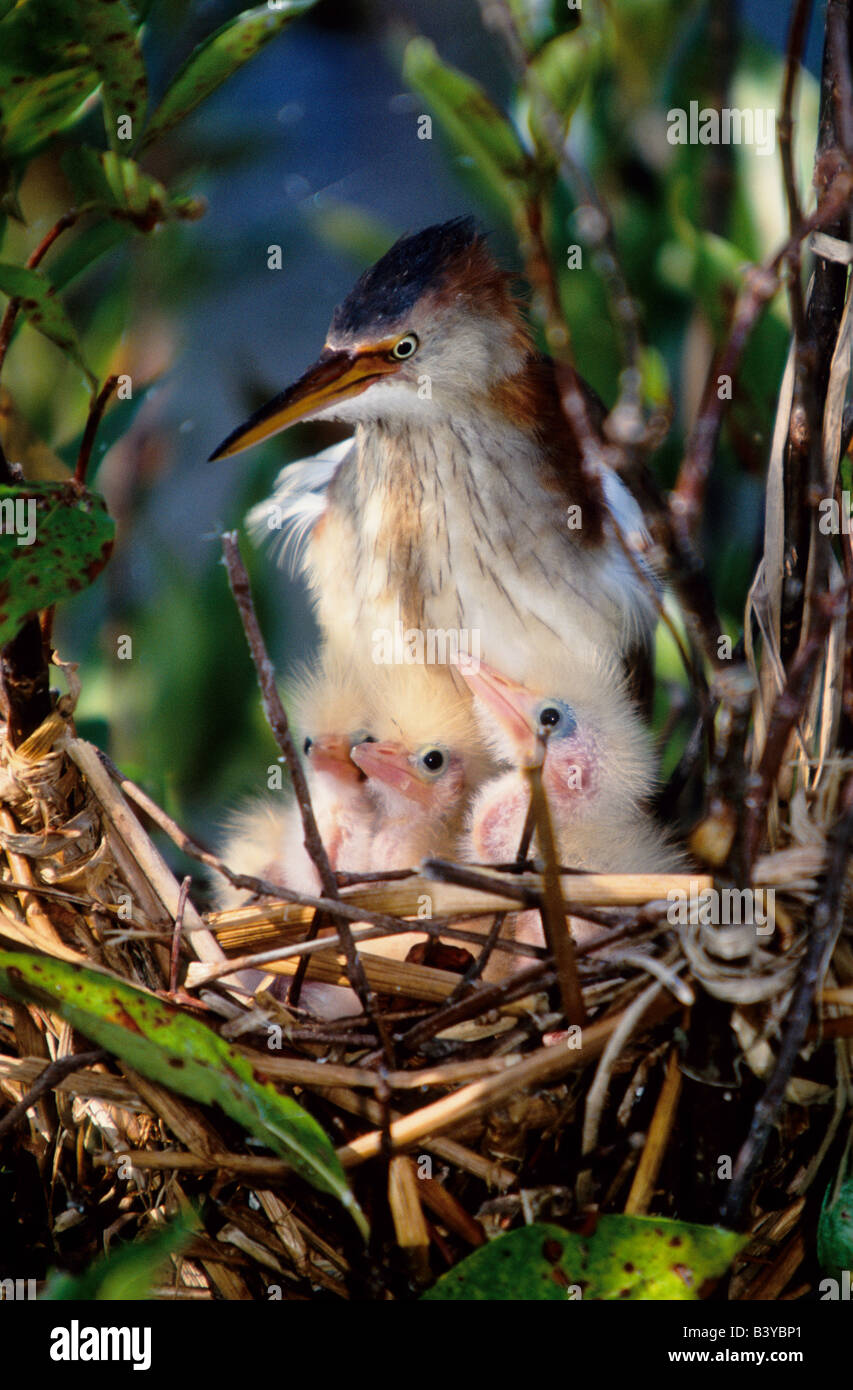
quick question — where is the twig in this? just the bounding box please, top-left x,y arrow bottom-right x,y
827,0 -> 853,157
721,784 -> 853,1227
442,785 -> 541,1000
742,587 -> 850,873
623,1046 -> 684,1215
202,916 -> 542,986
393,960 -> 553,1055
220,534 -> 334,896
338,991 -> 680,1169
480,0 -> 644,407
525,761 -> 586,1026
671,263 -> 780,549
577,979 -> 664,1203
219,532 -> 382,1039
0,1048 -> 106,1140
782,0 -> 853,658
74,375 -> 119,486
443,912 -> 508,1003
778,0 -> 814,343
169,875 -> 191,995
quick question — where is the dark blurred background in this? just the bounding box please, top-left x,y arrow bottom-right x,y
1,0 -> 827,855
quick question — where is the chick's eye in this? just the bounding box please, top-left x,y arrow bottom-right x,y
390,333 -> 419,361
303,737 -> 313,755
418,746 -> 447,777
535,699 -> 576,738
351,730 -> 376,746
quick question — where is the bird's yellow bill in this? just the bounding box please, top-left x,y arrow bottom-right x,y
208,347 -> 399,461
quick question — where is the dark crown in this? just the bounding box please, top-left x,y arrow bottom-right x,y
330,216 -> 483,336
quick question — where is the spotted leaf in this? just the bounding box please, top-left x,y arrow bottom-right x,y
0,949 -> 368,1238
141,1 -> 318,150
0,263 -> 94,384
0,483 -> 114,646
423,1217 -> 746,1300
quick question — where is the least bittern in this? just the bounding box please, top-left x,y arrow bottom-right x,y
350,665 -> 491,871
459,657 -> 682,874
210,218 -> 658,701
212,659 -> 376,908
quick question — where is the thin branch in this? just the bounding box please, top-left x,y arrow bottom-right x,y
393,960 -> 554,1055
169,875 -> 191,995
0,1048 -> 106,1140
221,533 -> 335,895
220,532 -> 391,1057
782,0 -> 853,659
75,375 -> 119,486
778,0 -> 814,342
525,760 -> 586,1026
194,915 -> 543,989
480,0 -> 645,416
742,585 -> 850,874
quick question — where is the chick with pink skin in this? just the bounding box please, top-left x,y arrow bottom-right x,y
214,661 -> 377,909
457,655 -> 682,973
213,662 -> 378,1018
348,669 -> 492,961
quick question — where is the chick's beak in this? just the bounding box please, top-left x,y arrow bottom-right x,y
209,346 -> 401,461
350,740 -> 434,807
307,734 -> 364,785
456,658 -> 542,766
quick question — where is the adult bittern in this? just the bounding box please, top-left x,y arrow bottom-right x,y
211,217 -> 658,698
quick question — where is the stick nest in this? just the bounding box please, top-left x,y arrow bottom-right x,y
0,685 -> 851,1301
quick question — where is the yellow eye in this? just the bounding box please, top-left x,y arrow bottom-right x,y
390,333 -> 419,361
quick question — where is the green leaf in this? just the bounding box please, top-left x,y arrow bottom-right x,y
506,0 -> 581,54
0,2 -> 98,157
141,1 -> 317,150
0,263 -> 94,384
44,1217 -> 194,1300
0,67 -> 99,160
403,38 -> 531,218
0,949 -> 368,1238
60,146 -> 115,206
77,0 -> 147,149
529,30 -> 594,129
0,4 -> 89,84
47,221 -> 133,296
0,483 -> 114,644
62,148 -> 206,231
818,1176 -> 853,1280
422,1217 -> 746,1300
639,344 -> 670,410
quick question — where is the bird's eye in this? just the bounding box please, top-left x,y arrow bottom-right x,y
417,745 -> 447,778
390,333 -> 419,361
303,737 -> 313,755
350,730 -> 376,746
534,699 -> 577,739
